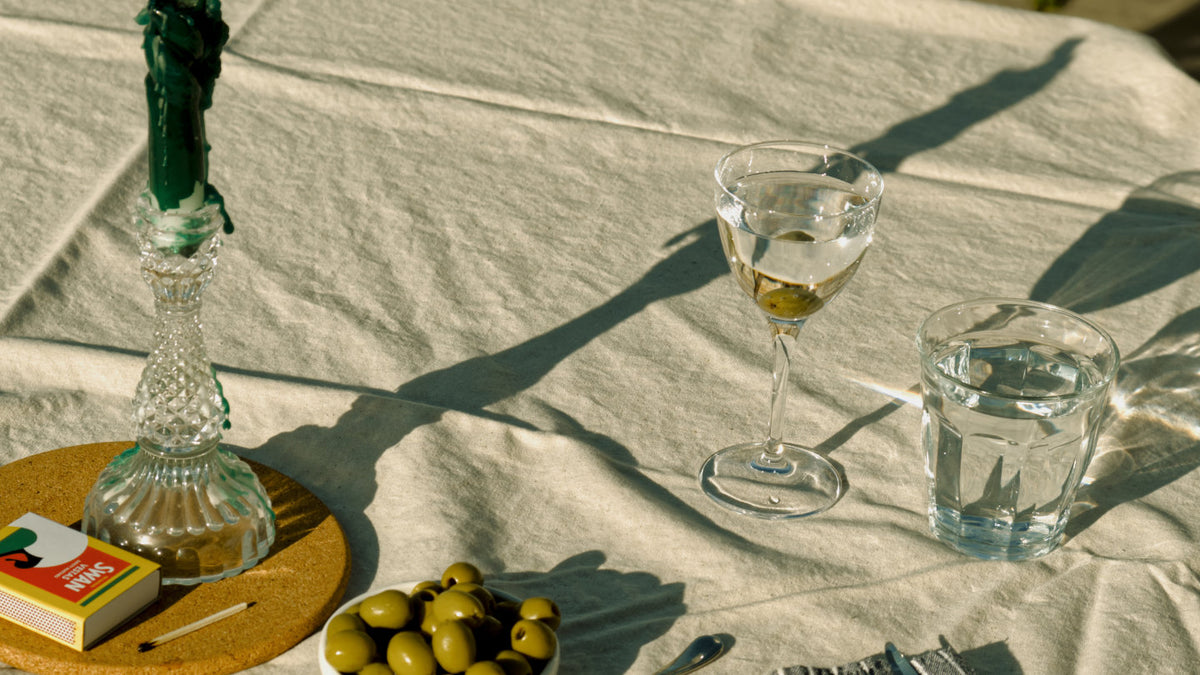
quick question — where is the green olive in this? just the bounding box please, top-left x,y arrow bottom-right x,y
360,589 -> 413,630
464,662 -> 506,675
386,631 -> 437,675
473,615 -> 506,660
411,590 -> 439,607
510,619 -> 556,661
517,597 -> 561,631
492,600 -> 521,627
411,580 -> 443,597
417,597 -> 439,635
432,589 -> 486,628
441,561 -> 484,588
331,564 -> 559,675
324,629 -> 377,673
493,650 -> 533,675
453,582 -> 496,613
326,612 -> 367,635
756,287 -> 823,320
431,619 -> 477,673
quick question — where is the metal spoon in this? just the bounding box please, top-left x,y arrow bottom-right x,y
653,634 -> 729,674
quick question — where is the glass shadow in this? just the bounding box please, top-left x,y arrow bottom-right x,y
1068,304 -> 1200,537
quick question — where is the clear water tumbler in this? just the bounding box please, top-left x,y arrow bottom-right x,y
917,298 -> 1119,560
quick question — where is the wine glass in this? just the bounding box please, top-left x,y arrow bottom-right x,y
700,141 -> 884,519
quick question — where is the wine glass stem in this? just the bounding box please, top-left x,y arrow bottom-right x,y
763,319 -> 803,466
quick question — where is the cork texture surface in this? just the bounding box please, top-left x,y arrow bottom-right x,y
0,441 -> 349,675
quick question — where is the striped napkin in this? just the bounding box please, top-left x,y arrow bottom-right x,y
774,642 -> 976,675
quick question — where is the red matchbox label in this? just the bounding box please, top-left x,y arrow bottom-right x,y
0,515 -> 133,606
2,548 -> 130,603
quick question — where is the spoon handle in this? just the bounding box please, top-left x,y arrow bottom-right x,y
653,635 -> 727,675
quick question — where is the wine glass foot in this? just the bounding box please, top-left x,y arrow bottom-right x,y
699,441 -> 844,519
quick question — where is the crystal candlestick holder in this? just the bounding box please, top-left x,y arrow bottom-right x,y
82,192 -> 275,585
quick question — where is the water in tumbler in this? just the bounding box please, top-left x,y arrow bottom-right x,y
922,335 -> 1110,560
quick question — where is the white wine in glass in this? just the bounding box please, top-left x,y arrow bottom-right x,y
701,141 -> 883,519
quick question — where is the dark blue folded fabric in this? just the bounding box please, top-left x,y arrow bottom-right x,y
774,642 -> 976,675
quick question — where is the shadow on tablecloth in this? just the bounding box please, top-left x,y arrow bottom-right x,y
490,550 -> 686,675
1028,171 -> 1200,537
229,38 -> 1090,673
960,639 -> 1024,675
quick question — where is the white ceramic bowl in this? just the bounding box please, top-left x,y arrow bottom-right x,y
318,581 -> 560,675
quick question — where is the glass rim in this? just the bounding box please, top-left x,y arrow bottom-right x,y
714,140 -> 885,221
916,297 -> 1121,400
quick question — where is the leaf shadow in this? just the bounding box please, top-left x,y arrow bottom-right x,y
851,39 -> 1082,173
489,551 -> 687,675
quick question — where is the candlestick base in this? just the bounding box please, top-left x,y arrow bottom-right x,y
82,192 -> 275,585
82,441 -> 276,585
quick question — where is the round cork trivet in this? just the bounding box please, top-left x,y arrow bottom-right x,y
0,441 -> 350,675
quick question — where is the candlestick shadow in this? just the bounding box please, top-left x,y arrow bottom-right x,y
240,219 -> 739,598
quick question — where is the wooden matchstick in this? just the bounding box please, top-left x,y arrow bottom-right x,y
138,602 -> 255,652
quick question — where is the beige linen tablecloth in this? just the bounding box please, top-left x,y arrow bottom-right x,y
2,0 -> 1199,672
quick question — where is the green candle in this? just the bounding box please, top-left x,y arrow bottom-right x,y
138,0 -> 232,235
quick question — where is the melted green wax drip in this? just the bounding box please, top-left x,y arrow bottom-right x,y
139,0 -> 234,248
212,365 -> 232,430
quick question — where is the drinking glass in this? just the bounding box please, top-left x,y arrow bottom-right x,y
917,298 -> 1120,560
700,141 -> 884,519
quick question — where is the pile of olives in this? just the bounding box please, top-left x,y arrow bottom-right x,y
324,562 -> 561,675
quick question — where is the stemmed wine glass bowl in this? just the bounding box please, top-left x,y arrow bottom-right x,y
700,141 -> 883,519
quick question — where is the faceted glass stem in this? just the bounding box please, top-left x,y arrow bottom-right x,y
83,193 -> 275,585
756,319 -> 803,472
698,315 -> 843,519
